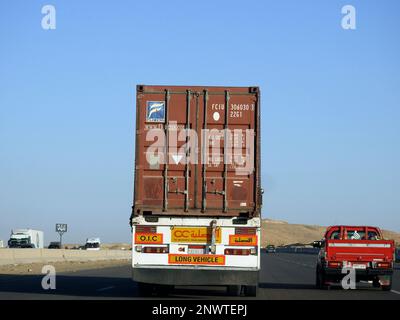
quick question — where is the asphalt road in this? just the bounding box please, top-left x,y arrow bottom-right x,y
0,252 -> 399,300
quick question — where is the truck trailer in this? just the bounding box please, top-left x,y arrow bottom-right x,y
130,85 -> 262,296
8,229 -> 44,248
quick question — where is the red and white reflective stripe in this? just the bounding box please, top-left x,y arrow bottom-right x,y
328,243 -> 391,248
337,252 -> 385,256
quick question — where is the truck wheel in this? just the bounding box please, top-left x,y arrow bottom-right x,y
244,285 -> 257,297
137,282 -> 154,297
227,285 -> 242,296
155,284 -> 174,297
381,276 -> 392,291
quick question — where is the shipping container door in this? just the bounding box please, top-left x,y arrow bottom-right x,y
198,89 -> 257,215
136,89 -> 197,212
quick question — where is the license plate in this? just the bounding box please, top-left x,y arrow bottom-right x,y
188,248 -> 205,254
352,264 -> 367,269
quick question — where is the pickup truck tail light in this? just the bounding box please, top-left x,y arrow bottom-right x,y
375,262 -> 391,269
328,261 -> 342,268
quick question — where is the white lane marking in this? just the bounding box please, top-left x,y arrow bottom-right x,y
96,286 -> 115,292
391,290 -> 400,295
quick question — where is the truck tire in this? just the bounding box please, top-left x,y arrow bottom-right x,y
244,285 -> 257,297
137,282 -> 154,297
155,284 -> 174,297
227,285 -> 242,296
381,276 -> 392,291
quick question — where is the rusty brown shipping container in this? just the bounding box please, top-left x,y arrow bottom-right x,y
132,85 -> 262,218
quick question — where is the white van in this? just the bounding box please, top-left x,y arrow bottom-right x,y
85,237 -> 101,251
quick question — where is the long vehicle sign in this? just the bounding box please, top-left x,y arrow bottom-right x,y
168,254 -> 225,265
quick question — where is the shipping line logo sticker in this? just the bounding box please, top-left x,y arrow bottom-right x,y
146,101 -> 165,122
135,233 -> 163,244
168,254 -> 225,265
171,227 -> 221,243
229,234 -> 258,246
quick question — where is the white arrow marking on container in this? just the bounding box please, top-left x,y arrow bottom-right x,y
172,154 -> 183,164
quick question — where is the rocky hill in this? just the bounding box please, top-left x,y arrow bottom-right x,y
261,219 -> 400,247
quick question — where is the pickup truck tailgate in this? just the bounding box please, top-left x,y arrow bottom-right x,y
326,239 -> 395,262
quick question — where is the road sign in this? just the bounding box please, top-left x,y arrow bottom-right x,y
56,223 -> 67,233
56,223 -> 67,247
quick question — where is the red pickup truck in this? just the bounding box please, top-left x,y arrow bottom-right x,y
314,226 -> 395,290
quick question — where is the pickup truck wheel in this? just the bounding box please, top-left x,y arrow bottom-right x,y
227,285 -> 242,296
316,270 -> 321,289
244,285 -> 257,297
316,268 -> 324,289
372,278 -> 381,288
381,276 -> 392,291
316,268 -> 329,290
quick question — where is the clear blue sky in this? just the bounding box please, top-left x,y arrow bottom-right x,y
1,0 -> 399,244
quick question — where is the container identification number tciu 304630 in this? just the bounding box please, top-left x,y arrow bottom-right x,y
211,103 -> 255,118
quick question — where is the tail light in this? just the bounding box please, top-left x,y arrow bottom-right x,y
376,262 -> 391,268
328,261 -> 342,268
136,225 -> 157,233
235,227 -> 256,235
142,246 -> 168,254
224,248 -> 251,256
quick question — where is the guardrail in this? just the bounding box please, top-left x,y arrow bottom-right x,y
0,249 -> 131,266
274,247 -> 320,255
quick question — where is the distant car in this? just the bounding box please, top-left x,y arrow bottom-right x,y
265,245 -> 276,253
48,241 -> 61,249
85,237 -> 101,251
